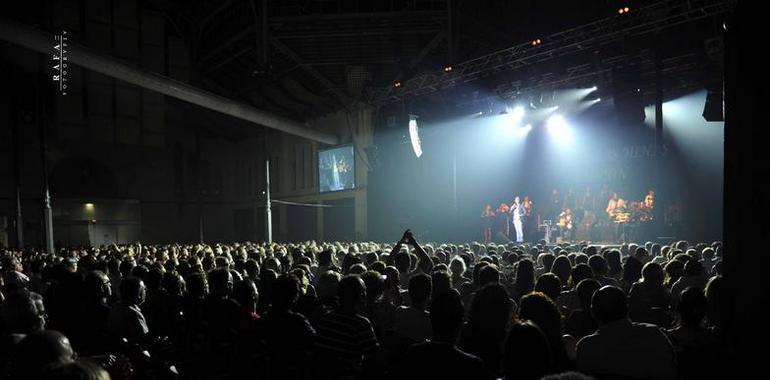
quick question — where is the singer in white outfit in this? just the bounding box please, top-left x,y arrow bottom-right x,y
510,196 -> 525,243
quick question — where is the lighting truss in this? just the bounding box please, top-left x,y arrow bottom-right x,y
366,0 -> 733,106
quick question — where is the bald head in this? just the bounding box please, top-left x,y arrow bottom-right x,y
12,330 -> 76,378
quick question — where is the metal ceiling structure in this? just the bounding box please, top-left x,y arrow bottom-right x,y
442,50 -> 704,116
366,0 -> 733,106
190,0 -> 450,119
0,16 -> 340,145
3,0 -> 728,127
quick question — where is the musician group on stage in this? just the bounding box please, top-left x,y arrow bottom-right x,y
481,187 -> 656,244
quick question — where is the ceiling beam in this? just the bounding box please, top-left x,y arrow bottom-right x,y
393,30 -> 446,81
270,37 -> 354,107
0,17 -> 339,145
199,26 -> 255,64
269,10 -> 446,23
200,0 -> 239,30
273,27 -> 441,39
203,45 -> 253,74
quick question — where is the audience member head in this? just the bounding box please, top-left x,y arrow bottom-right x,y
535,273 -> 562,302
317,270 -> 341,299
664,260 -> 684,286
705,275 -> 728,329
186,272 -> 209,299
208,268 -> 234,298
518,292 -> 565,365
118,277 -> 146,305
576,279 -> 601,311
429,290 -> 464,343
431,270 -> 452,298
82,271 -> 111,302
469,283 -> 514,335
622,256 -> 643,284
590,286 -> 627,324
233,279 -> 259,311
318,249 -> 333,267
640,262 -> 664,287
40,359 -> 110,380
271,274 -> 300,311
394,251 -> 410,273
338,275 -> 366,313
683,260 -> 704,277
605,249 -> 622,274
588,255 -> 609,277
677,287 -> 708,328
479,264 -> 500,285
361,270 -> 385,305
408,273 -> 432,308
11,330 -> 76,378
551,256 -> 572,285
569,264 -> 593,288
1,289 -> 46,334
540,253 -> 556,272
503,321 -> 552,380
515,259 -> 535,294
449,257 -> 466,279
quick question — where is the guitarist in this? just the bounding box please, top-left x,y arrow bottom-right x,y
558,208 -> 574,241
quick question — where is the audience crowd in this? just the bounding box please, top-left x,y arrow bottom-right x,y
0,230 -> 730,379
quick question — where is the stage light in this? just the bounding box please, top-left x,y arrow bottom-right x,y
85,203 -> 94,210
512,106 -> 525,122
597,98 -> 601,102
547,114 -> 566,128
542,105 -> 559,113
408,114 -> 423,158
547,114 -> 573,145
531,38 -> 541,46
517,123 -> 533,137
443,65 -> 453,72
394,80 -> 402,88
625,7 -> 630,12
590,86 -> 598,91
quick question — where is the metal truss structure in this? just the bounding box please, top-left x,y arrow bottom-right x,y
366,0 -> 734,106
489,50 -> 701,104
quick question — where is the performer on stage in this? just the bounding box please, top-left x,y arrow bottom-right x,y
637,189 -> 655,242
627,201 -> 643,242
609,195 -> 629,243
496,202 -> 511,239
481,204 -> 495,243
558,208 -> 574,241
644,189 -> 655,209
510,196 -> 525,243
523,196 -> 534,242
606,192 -> 620,217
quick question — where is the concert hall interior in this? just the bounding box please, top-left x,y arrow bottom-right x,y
0,1 -> 760,379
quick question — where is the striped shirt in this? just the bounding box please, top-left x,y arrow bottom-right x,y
314,311 -> 379,378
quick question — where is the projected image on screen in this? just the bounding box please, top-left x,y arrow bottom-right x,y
319,146 -> 355,192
